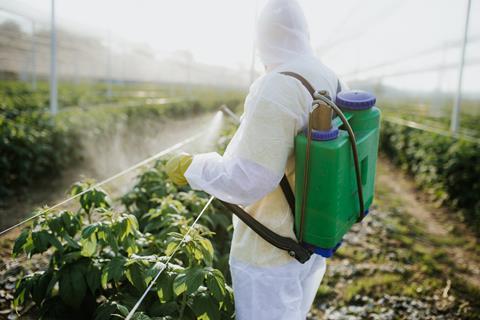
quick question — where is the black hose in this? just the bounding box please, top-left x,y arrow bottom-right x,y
310,94 -> 366,222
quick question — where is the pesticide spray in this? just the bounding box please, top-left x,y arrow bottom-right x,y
197,111 -> 225,151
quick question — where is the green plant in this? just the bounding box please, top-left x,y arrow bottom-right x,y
12,176 -> 234,319
0,80 -> 243,200
380,120 -> 480,235
0,93 -> 75,197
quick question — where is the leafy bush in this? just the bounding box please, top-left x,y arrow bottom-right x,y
0,94 -> 75,198
12,161 -> 235,319
380,121 -> 480,235
0,81 -> 243,199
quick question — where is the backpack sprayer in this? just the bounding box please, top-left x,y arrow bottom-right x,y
220,72 -> 380,263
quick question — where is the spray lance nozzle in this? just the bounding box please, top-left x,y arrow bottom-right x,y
220,104 -> 241,125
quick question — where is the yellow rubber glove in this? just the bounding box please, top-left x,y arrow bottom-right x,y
165,152 -> 193,186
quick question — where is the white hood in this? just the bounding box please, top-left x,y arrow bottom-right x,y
256,0 -> 314,68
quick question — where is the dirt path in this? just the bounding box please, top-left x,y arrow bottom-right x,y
378,158 -> 480,288
310,157 -> 480,320
377,161 -> 448,237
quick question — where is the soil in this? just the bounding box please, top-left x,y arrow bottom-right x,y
309,157 -> 480,320
1,145 -> 479,319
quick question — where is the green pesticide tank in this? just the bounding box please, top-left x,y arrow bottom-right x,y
295,90 -> 380,257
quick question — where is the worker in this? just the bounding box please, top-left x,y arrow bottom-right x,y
166,0 -> 344,318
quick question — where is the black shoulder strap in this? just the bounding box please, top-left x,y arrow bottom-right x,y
277,72 -> 341,214
280,71 -> 316,98
219,199 -> 311,263
218,71 -> 324,264
280,71 -> 343,98
277,71 -> 317,215
280,175 -> 295,215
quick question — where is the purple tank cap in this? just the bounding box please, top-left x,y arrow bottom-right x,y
304,127 -> 339,141
336,90 -> 376,110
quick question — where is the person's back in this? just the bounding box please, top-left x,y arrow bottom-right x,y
166,0 -> 343,319
229,56 -> 340,267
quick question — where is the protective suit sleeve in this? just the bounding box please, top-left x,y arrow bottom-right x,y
185,153 -> 280,206
185,74 -> 306,206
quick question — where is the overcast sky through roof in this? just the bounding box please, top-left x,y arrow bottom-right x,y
1,0 -> 479,94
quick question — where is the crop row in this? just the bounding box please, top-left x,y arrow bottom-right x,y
0,81 -> 243,198
380,120 -> 480,235
11,154 -> 236,319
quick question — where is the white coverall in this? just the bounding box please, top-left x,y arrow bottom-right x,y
185,0 -> 342,318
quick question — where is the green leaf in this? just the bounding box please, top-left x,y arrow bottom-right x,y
105,256 -> 126,284
94,302 -> 117,320
32,230 -> 50,253
165,242 -> 178,256
116,304 -> 130,316
70,182 -> 84,197
13,277 -> 31,308
86,264 -> 101,294
31,271 -> 53,305
148,301 -> 178,316
80,233 -> 97,257
127,214 -> 139,231
79,188 -> 111,213
156,271 -> 174,303
62,251 -> 82,264
106,228 -> 119,254
61,211 -> 81,236
47,217 -> 62,235
82,224 -> 99,239
124,236 -> 138,256
59,264 -> 87,309
126,261 -> 147,292
45,232 -> 64,252
189,292 -> 220,320
131,312 -> 152,320
206,269 -> 226,301
45,272 -> 59,298
101,271 -> 108,290
145,262 -> 165,286
63,234 -> 81,249
184,266 -> 205,295
173,272 -> 187,297
198,238 -> 214,263
173,266 -> 205,297
12,229 -> 29,256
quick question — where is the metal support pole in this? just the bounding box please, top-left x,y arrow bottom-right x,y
450,0 -> 471,133
31,21 -> 37,91
186,55 -> 192,99
50,0 -> 58,114
106,30 -> 113,98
